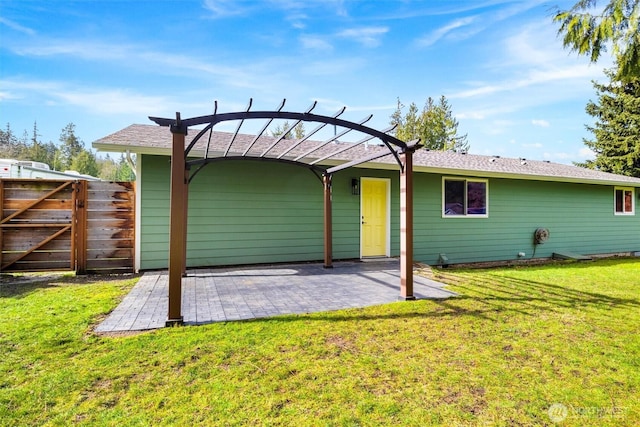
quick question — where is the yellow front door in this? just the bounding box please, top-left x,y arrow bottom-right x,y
361,179 -> 388,257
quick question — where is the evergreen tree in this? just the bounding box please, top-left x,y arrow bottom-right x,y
115,154 -> 135,181
390,96 -> 469,151
26,121 -> 50,164
0,124 -> 19,158
271,121 -> 306,139
271,121 -> 291,139
58,123 -> 84,170
69,150 -> 100,177
554,0 -> 640,80
98,154 -> 119,181
293,122 -> 305,139
581,68 -> 640,176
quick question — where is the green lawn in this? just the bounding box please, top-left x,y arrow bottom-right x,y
1,258 -> 639,426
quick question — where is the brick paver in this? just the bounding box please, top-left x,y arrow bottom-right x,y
95,261 -> 456,333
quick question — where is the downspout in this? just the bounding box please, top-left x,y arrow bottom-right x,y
126,150 -> 137,178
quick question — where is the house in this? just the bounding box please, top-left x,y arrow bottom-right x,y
93,123 -> 640,272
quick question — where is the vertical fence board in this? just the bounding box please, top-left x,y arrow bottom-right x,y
0,179 -> 135,274
85,181 -> 135,274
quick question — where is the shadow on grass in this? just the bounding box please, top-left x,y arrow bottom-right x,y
0,273 -> 139,299
433,266 -> 640,317
250,262 -> 640,324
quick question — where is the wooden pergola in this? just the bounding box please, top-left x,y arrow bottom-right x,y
150,99 -> 421,326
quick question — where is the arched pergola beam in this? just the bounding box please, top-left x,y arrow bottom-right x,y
224,99 -> 253,156
149,110 -> 409,169
293,114 -> 373,162
276,106 -> 346,159
309,124 -> 397,166
260,101 -> 318,157
243,99 -> 287,156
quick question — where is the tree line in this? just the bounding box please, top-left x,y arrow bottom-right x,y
271,96 -> 469,153
0,122 -> 135,181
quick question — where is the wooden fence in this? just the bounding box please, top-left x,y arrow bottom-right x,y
0,179 -> 135,274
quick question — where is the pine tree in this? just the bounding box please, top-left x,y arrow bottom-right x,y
58,123 -> 84,170
69,150 -> 99,177
271,121 -> 305,139
390,96 -> 469,151
0,124 -> 19,158
116,154 -> 135,181
581,68 -> 640,177
554,0 -> 640,80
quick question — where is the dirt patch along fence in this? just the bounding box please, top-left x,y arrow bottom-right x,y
0,179 -> 135,274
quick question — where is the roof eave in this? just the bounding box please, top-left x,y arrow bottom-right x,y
413,165 -> 640,187
92,142 -> 640,187
93,143 -> 171,156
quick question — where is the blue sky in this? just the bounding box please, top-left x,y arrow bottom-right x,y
0,0 -> 614,163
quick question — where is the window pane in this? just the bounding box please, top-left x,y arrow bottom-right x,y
615,189 -> 624,213
624,190 -> 633,213
467,181 -> 487,215
444,180 -> 465,215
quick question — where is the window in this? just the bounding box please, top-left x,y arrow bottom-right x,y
443,178 -> 488,217
615,187 -> 635,215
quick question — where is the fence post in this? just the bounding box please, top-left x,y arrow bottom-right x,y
75,180 -> 88,275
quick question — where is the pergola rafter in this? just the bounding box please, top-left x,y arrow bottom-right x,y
149,99 -> 421,326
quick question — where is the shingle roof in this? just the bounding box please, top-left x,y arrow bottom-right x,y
93,124 -> 640,187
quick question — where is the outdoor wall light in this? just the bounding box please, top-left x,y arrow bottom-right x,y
351,178 -> 360,195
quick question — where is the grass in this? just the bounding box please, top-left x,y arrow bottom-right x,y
0,258 -> 639,426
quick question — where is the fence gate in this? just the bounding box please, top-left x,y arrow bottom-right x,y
0,179 -> 135,274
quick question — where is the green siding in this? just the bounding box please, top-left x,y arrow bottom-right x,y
139,154 -> 640,269
413,174 -> 640,265
141,155 -> 324,269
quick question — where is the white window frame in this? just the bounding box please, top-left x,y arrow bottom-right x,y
442,177 -> 489,218
614,187 -> 635,215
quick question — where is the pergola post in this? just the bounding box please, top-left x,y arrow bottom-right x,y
167,114 -> 187,326
182,166 -> 189,277
323,173 -> 333,268
399,149 -> 415,300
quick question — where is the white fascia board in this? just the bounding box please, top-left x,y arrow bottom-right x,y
92,143 -> 171,156
412,165 -> 640,187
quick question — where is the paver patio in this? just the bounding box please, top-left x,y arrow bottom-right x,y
96,260 -> 456,333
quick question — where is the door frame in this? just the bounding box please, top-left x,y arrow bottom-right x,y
359,177 -> 391,258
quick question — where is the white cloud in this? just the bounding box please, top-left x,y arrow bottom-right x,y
299,57 -> 365,76
0,17 -> 36,36
522,142 -> 543,148
579,147 -> 596,159
286,12 -> 308,29
54,89 -> 170,116
300,35 -> 333,51
457,111 -> 486,120
416,16 -> 475,47
202,0 -> 251,18
0,91 -> 19,101
12,40 -> 132,61
445,18 -> 609,127
0,78 -> 179,116
336,27 -> 388,48
542,151 -> 575,162
450,63 -> 602,100
9,39 -> 266,90
531,119 -> 549,127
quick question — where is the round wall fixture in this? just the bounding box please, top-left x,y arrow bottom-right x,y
534,227 -> 550,244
